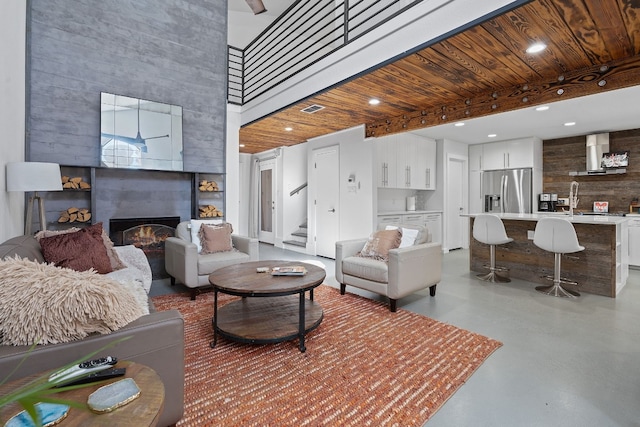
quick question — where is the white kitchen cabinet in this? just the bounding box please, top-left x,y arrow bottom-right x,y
374,134 -> 397,188
424,213 -> 442,244
628,218 -> 640,267
377,212 -> 442,245
415,135 -> 437,190
469,144 -> 483,172
402,213 -> 425,226
374,133 -> 436,190
482,137 -> 541,170
377,214 -> 403,226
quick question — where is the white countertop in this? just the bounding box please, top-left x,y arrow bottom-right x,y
465,212 -> 628,224
378,210 -> 443,215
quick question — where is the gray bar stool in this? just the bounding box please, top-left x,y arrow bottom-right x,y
533,217 -> 584,298
472,214 -> 514,282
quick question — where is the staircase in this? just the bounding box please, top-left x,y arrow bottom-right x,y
283,221 -> 307,248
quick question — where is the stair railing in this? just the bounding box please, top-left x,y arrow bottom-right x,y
290,182 -> 307,197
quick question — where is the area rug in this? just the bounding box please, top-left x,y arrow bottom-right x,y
152,285 -> 502,426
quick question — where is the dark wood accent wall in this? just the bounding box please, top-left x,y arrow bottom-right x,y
26,0 -> 227,173
469,218 -> 620,297
543,128 -> 640,214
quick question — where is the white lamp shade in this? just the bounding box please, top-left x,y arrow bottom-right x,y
6,162 -> 63,192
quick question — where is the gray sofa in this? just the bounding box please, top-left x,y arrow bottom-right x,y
165,221 -> 259,299
0,235 -> 184,427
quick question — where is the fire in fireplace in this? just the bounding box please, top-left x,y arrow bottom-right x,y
110,216 -> 180,280
123,225 -> 174,251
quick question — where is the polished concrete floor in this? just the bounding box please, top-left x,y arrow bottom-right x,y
151,244 -> 640,427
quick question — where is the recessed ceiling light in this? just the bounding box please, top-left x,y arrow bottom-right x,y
285,127 -> 293,131
239,144 -> 245,147
526,42 -> 547,54
369,98 -> 380,105
535,105 -> 549,111
488,134 -> 497,138
454,122 -> 465,127
564,122 -> 576,127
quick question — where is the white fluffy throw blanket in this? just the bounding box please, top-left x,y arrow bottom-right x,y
0,256 -> 147,346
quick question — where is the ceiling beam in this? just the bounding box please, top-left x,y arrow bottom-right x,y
365,55 -> 640,138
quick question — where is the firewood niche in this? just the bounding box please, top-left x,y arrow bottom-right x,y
196,173 -> 225,220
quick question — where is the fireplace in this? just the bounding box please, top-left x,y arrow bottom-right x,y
110,216 -> 181,279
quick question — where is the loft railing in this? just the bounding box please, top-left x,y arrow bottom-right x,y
228,0 -> 423,106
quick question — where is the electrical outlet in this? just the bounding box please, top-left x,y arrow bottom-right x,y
527,230 -> 534,240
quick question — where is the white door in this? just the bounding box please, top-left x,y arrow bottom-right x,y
446,156 -> 467,250
259,160 -> 276,244
313,146 -> 339,258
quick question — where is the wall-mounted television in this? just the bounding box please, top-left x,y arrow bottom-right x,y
601,151 -> 629,169
100,92 -> 183,171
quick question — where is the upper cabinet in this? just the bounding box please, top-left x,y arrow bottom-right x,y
469,144 -> 483,172
375,134 -> 398,188
476,137 -> 542,170
374,133 -> 437,190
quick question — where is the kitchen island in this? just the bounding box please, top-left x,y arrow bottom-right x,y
467,213 -> 629,297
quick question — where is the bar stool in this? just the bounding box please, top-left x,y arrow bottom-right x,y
472,214 -> 514,282
533,217 -> 584,298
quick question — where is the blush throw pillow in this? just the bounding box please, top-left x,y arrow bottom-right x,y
39,223 -> 113,274
199,223 -> 234,254
189,219 -> 224,252
358,228 -> 402,261
0,257 -> 146,345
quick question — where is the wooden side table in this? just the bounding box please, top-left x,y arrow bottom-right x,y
0,361 -> 164,427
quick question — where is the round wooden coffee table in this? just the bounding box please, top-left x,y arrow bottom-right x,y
0,361 -> 164,427
208,260 -> 325,352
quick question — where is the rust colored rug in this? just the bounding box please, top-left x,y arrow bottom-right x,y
152,285 -> 502,426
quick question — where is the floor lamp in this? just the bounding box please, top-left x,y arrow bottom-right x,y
6,162 -> 63,235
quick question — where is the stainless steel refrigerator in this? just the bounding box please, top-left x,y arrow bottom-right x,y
482,168 -> 532,213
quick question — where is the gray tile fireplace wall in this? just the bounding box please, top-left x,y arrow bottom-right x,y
25,0 -> 227,174
94,169 -> 193,235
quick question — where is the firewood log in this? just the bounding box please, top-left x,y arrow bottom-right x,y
58,207 -> 91,223
61,176 -> 90,189
199,180 -> 219,192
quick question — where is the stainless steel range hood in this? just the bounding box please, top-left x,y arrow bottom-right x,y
569,133 -> 624,176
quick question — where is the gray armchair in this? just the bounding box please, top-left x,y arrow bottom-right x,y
335,224 -> 442,312
165,221 -> 259,299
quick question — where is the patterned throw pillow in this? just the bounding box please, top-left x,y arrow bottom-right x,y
39,223 -> 113,274
358,228 -> 402,261
199,223 -> 234,254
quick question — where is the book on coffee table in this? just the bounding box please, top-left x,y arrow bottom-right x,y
271,266 -> 307,276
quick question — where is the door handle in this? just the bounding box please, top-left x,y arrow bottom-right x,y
328,208 -> 335,213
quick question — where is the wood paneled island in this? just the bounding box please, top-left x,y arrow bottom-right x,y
468,213 -> 629,297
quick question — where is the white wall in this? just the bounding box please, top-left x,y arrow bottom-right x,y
1,0 -> 26,242
307,126 -> 374,255
225,104 -> 241,231
237,153 -> 252,236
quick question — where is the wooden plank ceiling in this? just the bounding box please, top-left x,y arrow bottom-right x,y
239,0 -> 640,154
